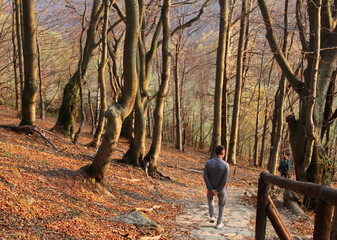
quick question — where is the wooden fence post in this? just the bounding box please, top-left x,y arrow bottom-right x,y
313,200 -> 333,240
255,177 -> 270,240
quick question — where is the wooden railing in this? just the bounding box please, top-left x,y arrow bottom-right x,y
255,170 -> 337,240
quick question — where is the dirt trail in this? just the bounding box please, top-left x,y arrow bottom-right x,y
169,185 -> 312,240
171,187 -> 255,239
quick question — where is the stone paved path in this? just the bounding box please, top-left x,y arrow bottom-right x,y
175,187 -> 255,240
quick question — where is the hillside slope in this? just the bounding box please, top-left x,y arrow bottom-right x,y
0,105 -> 315,239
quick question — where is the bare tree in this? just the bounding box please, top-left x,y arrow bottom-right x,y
210,0 -> 228,157
227,0 -> 247,164
87,0 -> 109,147
144,0 -> 171,174
86,0 -> 139,183
267,0 -> 289,174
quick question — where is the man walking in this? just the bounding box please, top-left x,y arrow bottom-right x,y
203,145 -> 229,229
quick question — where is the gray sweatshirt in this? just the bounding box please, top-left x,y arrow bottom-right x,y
203,156 -> 229,192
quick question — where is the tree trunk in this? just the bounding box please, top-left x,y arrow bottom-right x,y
122,2 -> 147,166
122,6 -> 162,166
86,0 -> 139,182
253,81 -> 261,166
14,0 -> 24,114
144,0 -> 171,174
147,104 -> 152,138
36,35 -> 45,120
11,3 -> 19,111
88,90 -> 95,135
19,0 -> 38,126
210,0 -> 228,157
52,0 -> 103,137
259,106 -> 268,167
228,0 -> 246,164
73,0 -> 89,145
88,0 -> 109,148
174,43 -> 182,150
267,0 -> 289,172
120,112 -> 134,140
221,0 -> 234,161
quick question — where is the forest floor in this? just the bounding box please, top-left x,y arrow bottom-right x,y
0,105 -> 325,239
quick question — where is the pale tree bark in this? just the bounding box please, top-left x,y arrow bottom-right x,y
19,0 -> 38,126
87,0 -> 109,147
227,0 -> 246,164
210,0 -> 228,157
52,0 -> 104,137
144,0 -> 171,174
86,0 -> 139,182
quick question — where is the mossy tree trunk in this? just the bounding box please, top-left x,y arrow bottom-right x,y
144,0 -> 171,174
52,0 -> 104,137
87,0 -> 139,182
19,0 -> 38,126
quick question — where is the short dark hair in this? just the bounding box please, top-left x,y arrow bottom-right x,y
215,145 -> 225,155
286,153 -> 290,156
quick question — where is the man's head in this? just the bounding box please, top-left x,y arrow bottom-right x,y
215,145 -> 225,158
285,153 -> 290,157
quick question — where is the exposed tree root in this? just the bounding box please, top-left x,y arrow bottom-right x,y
161,163 -> 203,174
82,171 -> 116,199
283,189 -> 308,218
0,124 -> 59,151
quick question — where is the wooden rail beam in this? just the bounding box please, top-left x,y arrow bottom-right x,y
260,170 -> 337,205
267,196 -> 292,240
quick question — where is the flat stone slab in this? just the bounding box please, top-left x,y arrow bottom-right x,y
113,211 -> 164,233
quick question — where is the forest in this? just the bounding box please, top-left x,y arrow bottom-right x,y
0,0 -> 337,239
